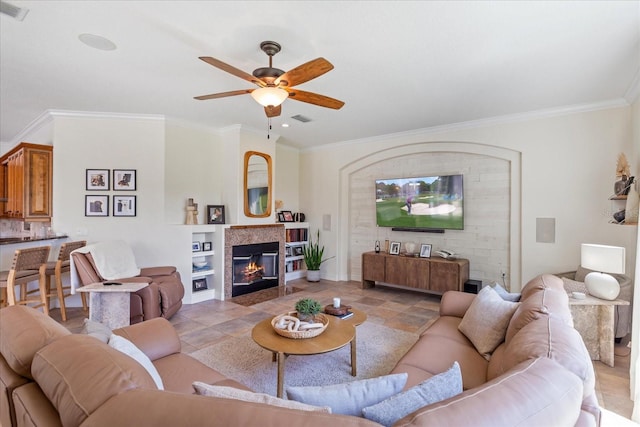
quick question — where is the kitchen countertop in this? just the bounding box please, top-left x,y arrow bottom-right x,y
0,235 -> 69,246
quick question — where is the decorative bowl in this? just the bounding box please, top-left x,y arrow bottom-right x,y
192,260 -> 207,268
271,312 -> 329,339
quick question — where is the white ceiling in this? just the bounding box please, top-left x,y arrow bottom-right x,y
1,1 -> 639,149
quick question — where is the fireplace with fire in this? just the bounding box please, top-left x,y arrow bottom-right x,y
232,241 -> 279,297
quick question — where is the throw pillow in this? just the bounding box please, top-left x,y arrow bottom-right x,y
286,373 -> 408,416
193,382 -> 331,413
458,286 -> 519,359
81,318 -> 111,343
108,334 -> 164,390
491,283 -> 521,302
362,362 -> 462,427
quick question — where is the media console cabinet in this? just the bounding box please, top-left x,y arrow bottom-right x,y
361,251 -> 469,295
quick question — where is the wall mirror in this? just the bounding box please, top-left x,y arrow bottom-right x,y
244,151 -> 272,218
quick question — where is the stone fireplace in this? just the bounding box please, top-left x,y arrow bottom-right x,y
224,224 -> 285,299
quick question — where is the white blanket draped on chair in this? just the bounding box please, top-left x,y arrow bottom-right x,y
69,240 -> 141,293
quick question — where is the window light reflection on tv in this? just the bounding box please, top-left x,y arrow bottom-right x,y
375,174 -> 464,230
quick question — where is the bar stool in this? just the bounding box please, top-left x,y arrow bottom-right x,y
43,240 -> 87,321
0,246 -> 51,314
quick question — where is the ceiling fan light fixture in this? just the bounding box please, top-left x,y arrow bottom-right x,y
251,86 -> 288,107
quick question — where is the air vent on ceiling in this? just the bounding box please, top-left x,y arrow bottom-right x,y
291,114 -> 312,123
0,1 -> 29,21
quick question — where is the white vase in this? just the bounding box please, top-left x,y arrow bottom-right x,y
306,270 -> 321,282
625,185 -> 639,224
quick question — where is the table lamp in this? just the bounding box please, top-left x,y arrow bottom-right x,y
580,243 -> 625,300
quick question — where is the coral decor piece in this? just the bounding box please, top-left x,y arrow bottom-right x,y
616,153 -> 630,178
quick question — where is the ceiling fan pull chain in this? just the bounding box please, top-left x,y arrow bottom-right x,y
267,118 -> 271,139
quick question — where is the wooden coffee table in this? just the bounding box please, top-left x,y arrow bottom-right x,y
251,308 -> 367,397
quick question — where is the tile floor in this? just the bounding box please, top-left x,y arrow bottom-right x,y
56,279 -> 633,422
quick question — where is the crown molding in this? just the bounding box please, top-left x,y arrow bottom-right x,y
302,98 -> 631,153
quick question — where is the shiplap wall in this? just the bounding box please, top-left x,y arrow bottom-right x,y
348,151 -> 511,286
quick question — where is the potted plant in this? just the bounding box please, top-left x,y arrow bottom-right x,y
302,229 -> 333,282
294,297 -> 322,322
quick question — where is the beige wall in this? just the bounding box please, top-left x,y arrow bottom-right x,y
300,105 -> 637,289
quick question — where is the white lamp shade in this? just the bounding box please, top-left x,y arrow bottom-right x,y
580,244 -> 625,274
250,87 -> 288,107
581,243 -> 625,300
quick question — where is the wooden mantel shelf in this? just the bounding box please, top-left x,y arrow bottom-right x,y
230,224 -> 284,229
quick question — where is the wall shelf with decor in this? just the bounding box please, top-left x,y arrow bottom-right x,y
609,195 -> 638,226
188,225 -> 218,303
284,222 -> 309,282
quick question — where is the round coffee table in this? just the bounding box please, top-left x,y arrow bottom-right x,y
252,308 -> 367,397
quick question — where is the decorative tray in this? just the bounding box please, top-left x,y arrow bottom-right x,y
271,312 -> 329,339
324,304 -> 352,316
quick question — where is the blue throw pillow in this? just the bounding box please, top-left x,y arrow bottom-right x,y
286,373 -> 408,416
492,283 -> 521,302
362,362 -> 462,427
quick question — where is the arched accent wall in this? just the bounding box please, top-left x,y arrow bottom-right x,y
337,142 -> 523,290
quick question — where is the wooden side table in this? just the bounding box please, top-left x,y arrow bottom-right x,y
77,282 -> 148,329
569,295 -> 629,367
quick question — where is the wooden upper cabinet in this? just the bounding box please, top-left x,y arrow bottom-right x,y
0,143 -> 52,221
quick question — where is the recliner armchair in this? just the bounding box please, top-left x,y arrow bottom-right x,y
71,242 -> 184,324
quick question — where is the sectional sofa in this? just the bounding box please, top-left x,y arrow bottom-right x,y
0,274 -> 597,426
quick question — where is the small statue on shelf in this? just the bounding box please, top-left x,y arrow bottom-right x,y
185,198 -> 199,225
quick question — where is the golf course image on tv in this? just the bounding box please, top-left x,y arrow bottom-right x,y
375,174 -> 464,230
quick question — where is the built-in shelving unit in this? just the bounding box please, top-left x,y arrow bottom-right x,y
189,225 -> 218,303
284,222 -> 309,282
609,194 -> 638,225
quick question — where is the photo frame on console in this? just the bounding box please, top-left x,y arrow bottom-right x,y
420,244 -> 432,258
389,241 -> 401,255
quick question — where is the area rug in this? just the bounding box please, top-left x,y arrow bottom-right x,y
189,322 -> 418,396
230,286 -> 303,306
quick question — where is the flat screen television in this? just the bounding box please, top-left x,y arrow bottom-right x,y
375,174 -> 464,230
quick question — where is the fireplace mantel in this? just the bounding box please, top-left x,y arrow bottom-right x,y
224,224 -> 285,299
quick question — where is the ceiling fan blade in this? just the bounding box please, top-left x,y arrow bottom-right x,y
194,89 -> 253,101
265,105 -> 281,118
199,56 -> 265,87
286,89 -> 345,110
275,58 -> 334,87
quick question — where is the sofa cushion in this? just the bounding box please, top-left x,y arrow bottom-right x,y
560,277 -> 588,295
362,362 -> 462,427
31,334 -> 157,427
108,334 -> 164,390
392,324 -> 488,390
501,317 -> 595,398
286,373 -> 407,416
0,305 -> 70,379
193,382 -> 331,413
458,286 -> 519,359
505,277 -> 573,343
492,283 -> 521,302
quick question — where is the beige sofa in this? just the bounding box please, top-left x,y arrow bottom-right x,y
0,274 -> 597,427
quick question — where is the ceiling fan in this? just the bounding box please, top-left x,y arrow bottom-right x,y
194,41 -> 345,118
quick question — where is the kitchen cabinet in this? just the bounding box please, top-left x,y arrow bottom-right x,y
1,142 -> 52,221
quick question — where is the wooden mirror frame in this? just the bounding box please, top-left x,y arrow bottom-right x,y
243,151 -> 272,218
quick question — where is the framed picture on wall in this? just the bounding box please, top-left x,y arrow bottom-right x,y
113,195 -> 136,217
85,195 -> 109,216
86,169 -> 109,191
113,169 -> 136,191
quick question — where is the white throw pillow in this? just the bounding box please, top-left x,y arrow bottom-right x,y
458,286 -> 519,359
491,283 -> 521,302
362,362 -> 463,427
108,334 -> 164,390
286,373 -> 408,416
193,382 -> 331,413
